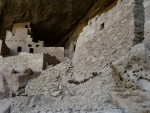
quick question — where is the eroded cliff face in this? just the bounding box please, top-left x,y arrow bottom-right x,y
0,0 -> 114,46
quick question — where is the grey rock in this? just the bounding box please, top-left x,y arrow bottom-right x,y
29,94 -> 41,108
51,90 -> 62,97
0,102 -> 11,113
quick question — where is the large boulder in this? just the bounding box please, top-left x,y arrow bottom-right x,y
111,42 -> 150,90
2,69 -> 39,92
0,101 -> 11,113
111,42 -> 150,113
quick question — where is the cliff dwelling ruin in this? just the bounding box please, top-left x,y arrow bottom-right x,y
0,0 -> 150,112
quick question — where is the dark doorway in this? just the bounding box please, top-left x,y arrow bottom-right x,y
29,48 -> 34,53
100,23 -> 104,31
25,25 -> 28,28
17,47 -> 22,52
28,44 -> 32,47
74,45 -> 76,52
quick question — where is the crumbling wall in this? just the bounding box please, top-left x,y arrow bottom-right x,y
5,29 -> 27,55
44,53 -> 60,66
64,42 -> 76,59
0,53 -> 45,72
73,0 -> 137,80
35,47 -> 65,61
5,26 -> 65,61
25,37 -> 44,53
12,22 -> 31,35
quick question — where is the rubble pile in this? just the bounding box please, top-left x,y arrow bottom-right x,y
0,59 -> 125,113
0,68 -> 40,100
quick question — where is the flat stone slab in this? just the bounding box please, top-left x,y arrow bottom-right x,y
0,101 -> 11,113
2,69 -> 40,92
29,94 -> 41,108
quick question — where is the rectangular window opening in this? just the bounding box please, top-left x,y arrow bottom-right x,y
100,23 -> 105,31
29,48 -> 34,53
17,47 -> 22,52
28,44 -> 32,47
36,45 -> 40,47
74,45 -> 76,52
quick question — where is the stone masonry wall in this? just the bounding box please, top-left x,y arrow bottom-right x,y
73,0 -> 143,80
38,47 -> 64,61
5,29 -> 65,61
12,22 -> 30,35
144,0 -> 150,40
133,0 -> 144,45
0,53 -> 45,72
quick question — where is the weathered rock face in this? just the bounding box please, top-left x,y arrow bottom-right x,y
111,42 -> 150,113
111,42 -> 150,90
0,0 -> 114,46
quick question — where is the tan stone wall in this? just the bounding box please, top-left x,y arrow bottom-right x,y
5,27 -> 64,61
12,22 -> 30,34
5,28 -> 28,55
6,41 -> 26,55
34,47 -> 64,61
0,53 -> 45,72
25,37 -> 44,53
73,0 -> 136,79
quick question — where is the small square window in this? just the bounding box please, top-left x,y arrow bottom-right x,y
25,25 -> 28,28
12,34 -> 15,36
28,44 -> 32,47
100,23 -> 104,31
36,45 -> 39,47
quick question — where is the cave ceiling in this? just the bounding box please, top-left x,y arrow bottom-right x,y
0,0 -> 115,46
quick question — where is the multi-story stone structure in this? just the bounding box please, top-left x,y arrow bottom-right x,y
5,22 -> 65,61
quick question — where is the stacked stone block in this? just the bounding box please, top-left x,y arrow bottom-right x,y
73,0 -> 139,80
0,53 -> 45,72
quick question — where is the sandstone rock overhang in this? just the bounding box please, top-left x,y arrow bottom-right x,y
0,0 -> 115,46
